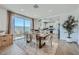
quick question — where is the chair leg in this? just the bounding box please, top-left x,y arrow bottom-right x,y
27,34 -> 32,43
50,34 -> 53,47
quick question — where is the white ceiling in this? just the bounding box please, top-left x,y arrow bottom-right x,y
1,4 -> 79,18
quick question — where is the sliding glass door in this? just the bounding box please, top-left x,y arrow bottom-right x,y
12,15 -> 32,40
25,18 -> 32,33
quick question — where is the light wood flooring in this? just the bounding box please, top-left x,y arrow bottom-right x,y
0,35 -> 79,55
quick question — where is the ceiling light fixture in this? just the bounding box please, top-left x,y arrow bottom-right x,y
33,4 -> 39,8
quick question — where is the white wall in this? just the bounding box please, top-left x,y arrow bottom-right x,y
0,8 -> 8,33
34,18 -> 39,29
71,9 -> 79,44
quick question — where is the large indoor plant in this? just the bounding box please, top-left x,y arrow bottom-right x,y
63,15 -> 78,38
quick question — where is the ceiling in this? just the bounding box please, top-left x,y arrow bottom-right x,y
0,4 -> 79,18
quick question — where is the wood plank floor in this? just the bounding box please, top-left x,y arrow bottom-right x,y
56,40 -> 79,55
0,35 -> 79,55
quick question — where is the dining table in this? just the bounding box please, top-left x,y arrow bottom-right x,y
36,33 -> 50,48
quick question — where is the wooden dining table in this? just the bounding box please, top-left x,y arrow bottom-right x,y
36,33 -> 50,48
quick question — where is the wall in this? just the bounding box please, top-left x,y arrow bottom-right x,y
34,18 -> 39,29
0,8 -> 8,33
71,9 -> 79,44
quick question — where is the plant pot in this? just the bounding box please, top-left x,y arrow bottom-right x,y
67,36 -> 71,38
67,33 -> 72,38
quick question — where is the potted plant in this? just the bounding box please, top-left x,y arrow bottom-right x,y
63,15 -> 78,38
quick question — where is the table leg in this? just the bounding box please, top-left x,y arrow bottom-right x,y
39,39 -> 41,48
39,39 -> 46,48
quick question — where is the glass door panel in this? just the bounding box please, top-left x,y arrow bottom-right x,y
25,18 -> 32,33
14,16 -> 24,40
